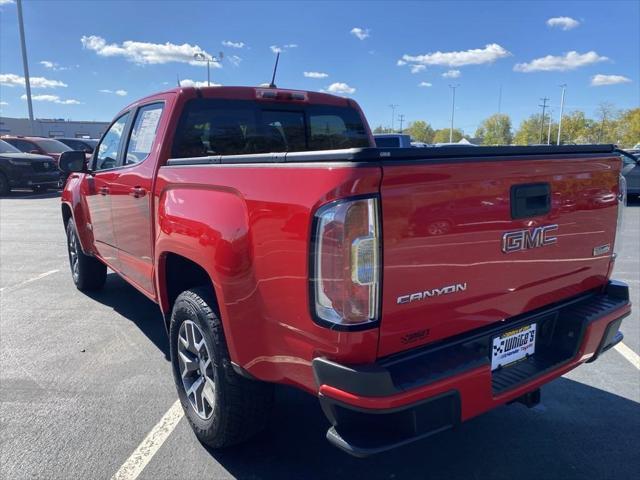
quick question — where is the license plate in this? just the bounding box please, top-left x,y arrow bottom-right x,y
491,323 -> 536,371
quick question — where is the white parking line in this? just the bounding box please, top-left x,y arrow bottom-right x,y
0,269 -> 59,293
111,400 -> 184,480
614,342 -> 640,370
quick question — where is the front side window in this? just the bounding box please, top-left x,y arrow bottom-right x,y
6,139 -> 37,153
125,103 -> 164,165
95,112 -> 130,171
172,99 -> 369,158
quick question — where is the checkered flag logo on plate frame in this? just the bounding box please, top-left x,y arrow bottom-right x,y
493,341 -> 505,357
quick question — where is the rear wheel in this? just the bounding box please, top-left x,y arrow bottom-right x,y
0,172 -> 9,196
170,287 -> 274,449
66,219 -> 107,291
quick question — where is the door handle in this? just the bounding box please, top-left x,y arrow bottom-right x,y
129,186 -> 147,198
99,186 -> 110,196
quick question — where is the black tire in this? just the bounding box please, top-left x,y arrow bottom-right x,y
0,172 -> 9,196
65,219 -> 107,291
170,287 -> 274,449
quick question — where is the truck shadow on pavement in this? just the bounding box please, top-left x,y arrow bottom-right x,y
84,273 -> 170,360
81,272 -> 638,479
210,379 -> 639,480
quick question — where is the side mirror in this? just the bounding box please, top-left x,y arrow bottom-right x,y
59,150 -> 88,173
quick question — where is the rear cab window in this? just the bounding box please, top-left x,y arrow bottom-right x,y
171,99 -> 369,158
125,103 -> 164,165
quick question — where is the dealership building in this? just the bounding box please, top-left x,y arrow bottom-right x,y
0,116 -> 109,139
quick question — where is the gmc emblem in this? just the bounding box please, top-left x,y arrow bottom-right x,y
502,224 -> 558,253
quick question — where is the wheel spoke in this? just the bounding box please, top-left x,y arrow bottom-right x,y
202,377 -> 216,409
178,351 -> 198,379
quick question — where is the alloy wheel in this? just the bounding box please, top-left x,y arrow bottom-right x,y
177,320 -> 216,420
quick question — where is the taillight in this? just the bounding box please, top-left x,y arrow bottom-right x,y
311,196 -> 380,328
614,172 -> 627,257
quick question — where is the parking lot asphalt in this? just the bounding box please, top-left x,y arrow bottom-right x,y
1,190 -> 638,480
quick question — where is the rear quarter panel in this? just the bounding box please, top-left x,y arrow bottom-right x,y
155,163 -> 382,392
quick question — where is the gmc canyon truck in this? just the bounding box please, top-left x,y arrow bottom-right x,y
59,86 -> 631,457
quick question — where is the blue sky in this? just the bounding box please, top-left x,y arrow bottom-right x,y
1,0 -> 638,134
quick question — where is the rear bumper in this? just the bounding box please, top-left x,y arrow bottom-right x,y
314,280 -> 631,457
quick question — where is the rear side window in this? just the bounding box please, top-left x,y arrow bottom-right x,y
172,99 -> 369,158
125,103 -> 164,165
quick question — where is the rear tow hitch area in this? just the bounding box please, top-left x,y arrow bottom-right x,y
512,389 -> 541,408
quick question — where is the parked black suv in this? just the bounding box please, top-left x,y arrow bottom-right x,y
0,139 -> 60,195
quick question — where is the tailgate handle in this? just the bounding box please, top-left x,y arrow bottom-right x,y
510,183 -> 550,219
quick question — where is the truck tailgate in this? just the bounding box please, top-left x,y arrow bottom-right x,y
379,154 -> 620,357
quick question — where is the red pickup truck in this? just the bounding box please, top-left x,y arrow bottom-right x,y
60,86 -> 631,456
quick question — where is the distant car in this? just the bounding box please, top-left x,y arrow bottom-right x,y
56,138 -> 98,154
374,134 -> 412,148
632,143 -> 640,150
619,149 -> 640,198
2,136 -> 71,165
410,141 -> 432,148
0,139 -> 60,195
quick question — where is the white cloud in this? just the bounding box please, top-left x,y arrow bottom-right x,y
397,59 -> 407,66
410,65 -> 426,74
99,89 -> 128,96
442,69 -> 461,78
418,82 -> 432,87
270,44 -> 298,54
0,101 -> 8,106
179,79 -> 222,88
0,73 -> 67,88
546,16 -> 580,30
350,27 -> 370,40
304,71 -> 329,79
399,43 -> 511,67
514,51 -> 608,72
222,40 -> 245,49
21,94 -> 80,105
325,82 -> 356,95
80,35 -> 221,67
0,0 -> 15,5
591,74 -> 632,86
39,60 -> 68,71
228,55 -> 242,67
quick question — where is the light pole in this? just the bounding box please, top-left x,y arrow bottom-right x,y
193,52 -> 223,86
449,84 -> 460,143
388,104 -> 399,132
557,84 -> 567,145
16,0 -> 34,134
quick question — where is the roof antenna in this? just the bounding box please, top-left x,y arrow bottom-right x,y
269,51 -> 280,88
176,73 -> 181,87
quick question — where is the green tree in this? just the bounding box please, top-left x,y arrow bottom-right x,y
405,120 -> 434,143
372,125 -> 394,134
616,108 -> 640,148
558,110 -> 590,144
433,128 -> 463,143
475,114 -> 513,145
513,114 -> 557,145
594,102 -> 620,144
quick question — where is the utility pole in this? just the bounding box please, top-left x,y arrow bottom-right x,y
547,109 -> 553,145
557,84 -> 566,145
449,84 -> 460,142
193,51 -> 223,86
398,114 -> 405,133
538,97 -> 550,144
389,104 -> 399,132
16,0 -> 34,134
